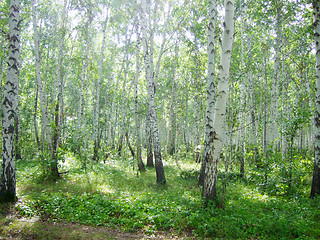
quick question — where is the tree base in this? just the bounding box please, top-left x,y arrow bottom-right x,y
0,190 -> 17,204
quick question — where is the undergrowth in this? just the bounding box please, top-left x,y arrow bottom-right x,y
4,150 -> 320,239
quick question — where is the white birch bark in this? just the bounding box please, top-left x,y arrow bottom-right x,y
133,36 -> 145,172
199,0 -> 217,186
78,8 -> 93,133
117,31 -> 132,155
268,0 -> 281,147
238,0 -> 246,176
168,43 -> 178,155
50,0 -> 68,177
93,10 -> 109,161
203,0 -> 234,200
32,0 -> 52,153
141,0 -> 166,184
56,0 -> 68,128
0,0 -> 20,202
311,0 -> 320,198
193,47 -> 201,158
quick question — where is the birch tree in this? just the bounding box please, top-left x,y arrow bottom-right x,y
132,24 -> 145,171
167,43 -> 179,156
203,0 -> 234,201
51,0 -> 68,178
32,0 -> 52,154
0,0 -> 20,203
311,0 -> 320,198
141,0 -> 166,184
93,9 -> 109,161
199,0 -> 217,186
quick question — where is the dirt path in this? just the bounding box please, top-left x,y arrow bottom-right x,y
0,204 -> 193,240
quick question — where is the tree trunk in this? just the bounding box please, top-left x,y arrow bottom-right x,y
141,0 -> 166,184
311,0 -> 320,198
50,0 -> 68,178
34,87 -> 41,149
268,0 -> 282,149
51,102 -> 60,179
32,0 -> 52,153
0,0 -> 21,203
78,7 -> 93,142
146,112 -> 154,167
203,0 -> 234,201
93,10 -> 109,161
199,0 -> 217,186
14,111 -> 21,160
133,35 -> 145,172
168,43 -> 178,156
193,47 -> 201,161
125,132 -> 135,158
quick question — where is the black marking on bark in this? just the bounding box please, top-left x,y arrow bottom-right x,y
10,5 -> 20,13
10,35 -> 19,42
8,112 -> 15,120
7,125 -> 14,134
3,98 -> 13,107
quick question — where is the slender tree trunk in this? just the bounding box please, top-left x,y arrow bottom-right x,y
78,7 -> 93,142
49,0 -> 68,179
238,0 -> 246,177
0,57 -> 4,118
168,43 -> 179,156
0,0 -> 21,203
34,87 -> 40,149
32,0 -> 52,153
203,0 -> 234,201
184,77 -> 190,152
311,0 -> 320,198
199,0 -> 217,186
93,10 -> 109,161
51,102 -> 60,178
263,55 -> 268,186
193,47 -> 201,161
146,112 -> 154,167
133,36 -> 145,172
141,0 -> 166,184
14,110 -> 21,160
117,33 -> 132,157
125,132 -> 135,158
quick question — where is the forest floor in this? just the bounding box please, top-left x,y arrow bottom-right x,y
0,203 -> 191,239
0,149 -> 320,239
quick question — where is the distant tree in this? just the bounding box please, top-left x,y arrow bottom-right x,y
93,8 -> 109,161
140,0 -> 166,184
311,0 -> 320,198
0,0 -> 21,203
32,0 -> 52,153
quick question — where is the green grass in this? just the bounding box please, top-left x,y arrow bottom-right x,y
1,150 -> 320,239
